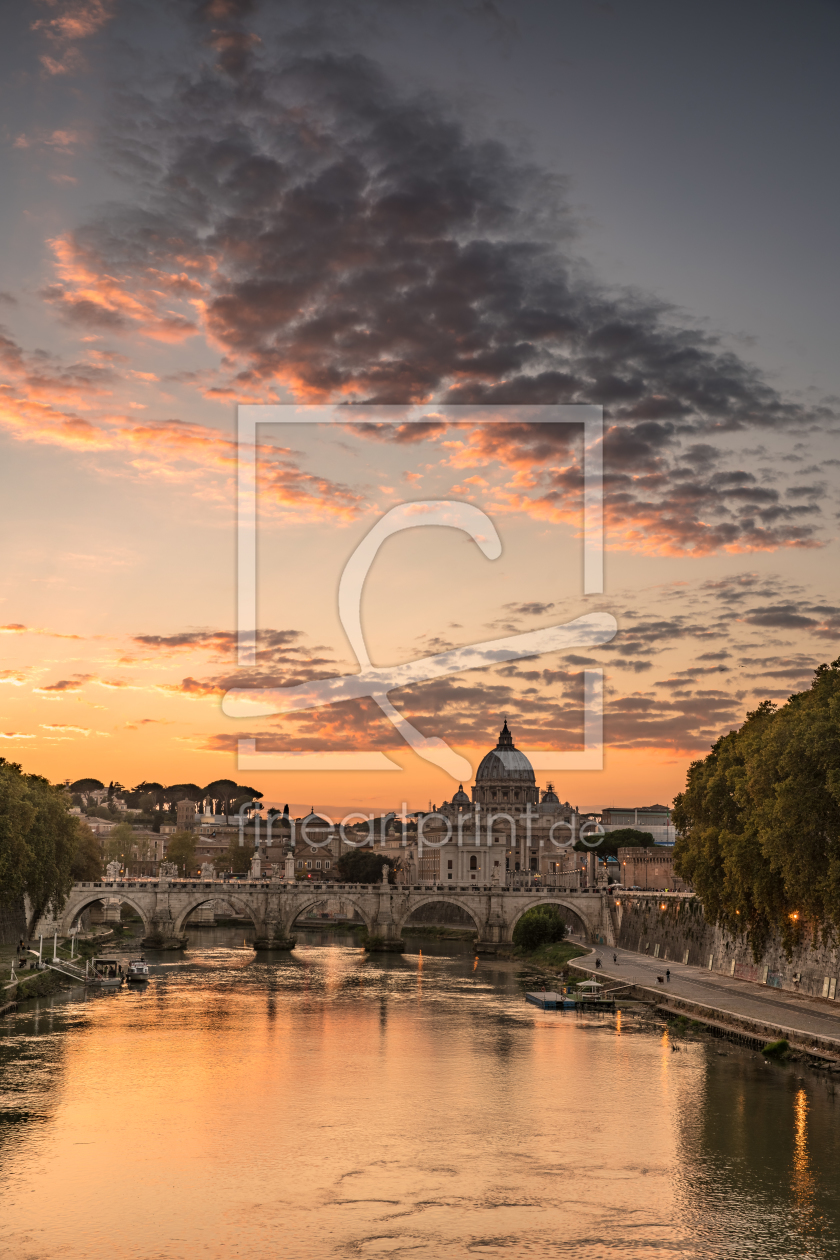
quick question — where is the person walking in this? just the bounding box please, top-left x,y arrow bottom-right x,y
666,968 -> 671,982
613,953 -> 618,964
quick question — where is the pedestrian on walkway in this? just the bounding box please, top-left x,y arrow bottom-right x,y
613,953 -> 618,964
666,968 -> 671,982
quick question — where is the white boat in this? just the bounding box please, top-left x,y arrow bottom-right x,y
126,959 -> 150,982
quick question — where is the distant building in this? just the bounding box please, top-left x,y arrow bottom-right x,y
616,845 -> 689,892
393,721 -> 585,886
599,805 -> 676,846
176,799 -> 197,831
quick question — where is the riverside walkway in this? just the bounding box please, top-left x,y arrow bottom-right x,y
574,942 -> 840,1051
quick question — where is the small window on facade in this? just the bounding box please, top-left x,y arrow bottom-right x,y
325,860 -> 330,869
447,860 -> 453,869
306,860 -> 312,869
296,860 -> 303,868
469,855 -> 478,870
315,860 -> 321,869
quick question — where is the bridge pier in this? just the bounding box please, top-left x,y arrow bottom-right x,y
475,939 -> 513,956
474,893 -> 512,955
142,924 -> 187,951
253,921 -> 297,951
365,888 -> 405,951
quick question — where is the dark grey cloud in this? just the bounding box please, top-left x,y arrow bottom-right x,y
41,2 -> 835,553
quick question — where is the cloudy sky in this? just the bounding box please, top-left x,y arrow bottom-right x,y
1,0 -> 838,814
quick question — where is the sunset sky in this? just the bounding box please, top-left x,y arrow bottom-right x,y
2,0 -> 839,815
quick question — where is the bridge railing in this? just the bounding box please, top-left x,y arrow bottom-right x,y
70,877 -> 600,896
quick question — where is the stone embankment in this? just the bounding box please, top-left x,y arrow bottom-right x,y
613,893 -> 840,1003
572,944 -> 840,1064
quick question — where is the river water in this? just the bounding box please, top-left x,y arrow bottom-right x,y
1,928 -> 839,1259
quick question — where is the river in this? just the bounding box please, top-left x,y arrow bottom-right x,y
1,928 -> 838,1259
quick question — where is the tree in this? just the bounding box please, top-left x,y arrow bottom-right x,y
215,838 -> 252,875
69,778 -> 105,806
133,781 -> 164,808
334,849 -> 396,884
104,822 -> 135,866
0,761 -> 80,934
512,906 -> 567,951
674,661 -> 840,957
577,827 -> 655,859
70,777 -> 105,794
0,760 -> 36,906
202,779 -> 240,815
165,830 -> 197,876
70,823 -> 103,881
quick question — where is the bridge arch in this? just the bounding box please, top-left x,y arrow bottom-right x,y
61,891 -> 152,937
396,895 -> 482,937
508,897 -> 592,942
286,895 -> 374,934
173,894 -> 262,937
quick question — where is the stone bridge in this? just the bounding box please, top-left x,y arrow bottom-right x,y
57,878 -> 616,952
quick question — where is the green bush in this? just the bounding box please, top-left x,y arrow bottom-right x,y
512,906 -> 567,951
762,1039 -> 790,1058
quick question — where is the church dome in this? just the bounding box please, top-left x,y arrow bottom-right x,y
475,720 -> 535,784
542,783 -> 559,804
451,785 -> 471,806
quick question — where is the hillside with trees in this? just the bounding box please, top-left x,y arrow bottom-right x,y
673,657 -> 840,955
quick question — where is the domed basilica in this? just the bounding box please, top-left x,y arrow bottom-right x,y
414,720 -> 580,885
439,720 -> 568,818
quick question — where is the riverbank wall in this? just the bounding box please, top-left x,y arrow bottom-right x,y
614,894 -> 840,1002
0,897 -> 26,946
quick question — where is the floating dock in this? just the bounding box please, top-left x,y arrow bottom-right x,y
526,991 -> 618,1011
526,992 -> 576,1010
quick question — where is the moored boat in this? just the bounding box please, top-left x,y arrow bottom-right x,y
126,958 -> 149,982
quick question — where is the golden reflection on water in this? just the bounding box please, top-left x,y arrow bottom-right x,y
792,1086 -> 816,1220
1,937 -> 839,1260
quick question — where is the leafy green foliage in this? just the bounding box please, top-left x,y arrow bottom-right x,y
512,905 -> 567,951
165,830 -> 198,875
575,827 -> 655,858
104,821 -> 135,863
334,849 -> 397,884
762,1039 -> 790,1058
214,838 -> 252,875
673,661 -> 840,955
69,778 -> 104,796
70,824 -> 103,881
0,760 -> 80,932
